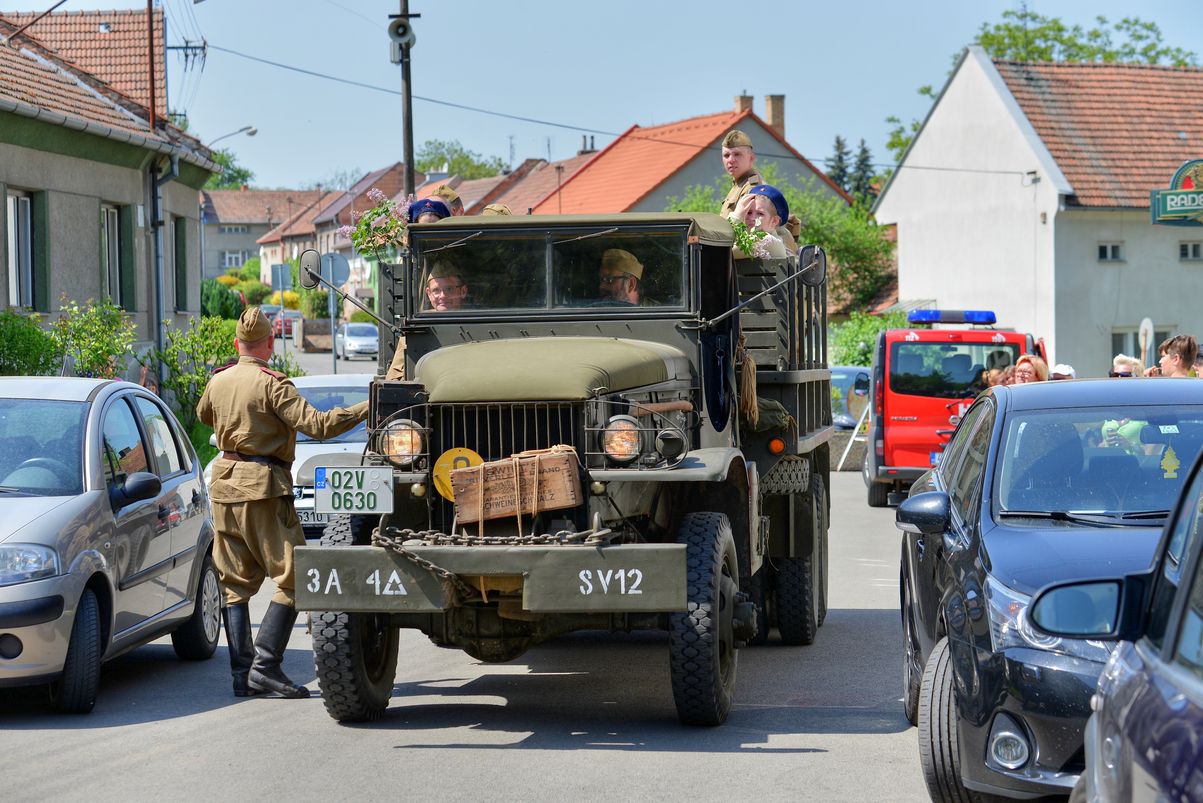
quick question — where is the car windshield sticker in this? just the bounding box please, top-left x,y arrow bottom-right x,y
1161,425 -> 1180,434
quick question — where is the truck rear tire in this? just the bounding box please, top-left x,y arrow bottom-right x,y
311,515 -> 398,722
804,475 -> 829,626
669,512 -> 739,726
776,556 -> 818,646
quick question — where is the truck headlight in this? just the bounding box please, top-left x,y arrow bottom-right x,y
0,544 -> 59,586
602,415 -> 641,464
380,419 -> 424,468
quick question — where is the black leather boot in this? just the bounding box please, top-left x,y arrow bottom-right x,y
221,603 -> 262,697
247,601 -> 310,699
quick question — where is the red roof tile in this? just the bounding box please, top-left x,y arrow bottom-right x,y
493,153 -> 594,215
3,9 -> 167,114
257,199 -> 320,244
995,60 -> 1203,208
202,188 -> 320,226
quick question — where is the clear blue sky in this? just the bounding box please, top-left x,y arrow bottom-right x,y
54,0 -> 1203,189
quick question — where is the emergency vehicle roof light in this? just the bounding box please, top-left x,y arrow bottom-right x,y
907,309 -> 997,325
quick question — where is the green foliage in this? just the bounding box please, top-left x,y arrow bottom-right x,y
415,139 -> 506,180
850,139 -> 876,201
830,310 -> 911,366
139,316 -> 238,431
234,280 -> 272,306
301,290 -> 331,319
349,309 -> 375,324
664,163 -> 895,309
267,349 -> 306,378
343,192 -> 407,262
201,278 -> 246,319
0,308 -> 60,376
49,296 -> 137,379
826,136 -> 851,190
204,148 -> 255,190
189,422 -> 217,467
238,258 -> 261,281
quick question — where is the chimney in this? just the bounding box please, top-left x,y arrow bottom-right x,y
240,183 -> 249,191
577,135 -> 597,156
734,93 -> 753,113
765,95 -> 785,138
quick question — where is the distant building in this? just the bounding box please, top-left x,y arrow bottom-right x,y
200,188 -> 319,280
874,46 -> 1203,373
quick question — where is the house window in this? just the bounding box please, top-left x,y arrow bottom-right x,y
173,216 -> 188,311
223,250 -> 245,269
6,191 -> 34,308
1112,328 -> 1172,370
1098,243 -> 1123,262
219,224 -> 248,235
100,205 -> 122,306
1181,242 -> 1203,262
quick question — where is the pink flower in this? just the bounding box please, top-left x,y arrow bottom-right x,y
366,187 -> 387,204
336,225 -> 355,239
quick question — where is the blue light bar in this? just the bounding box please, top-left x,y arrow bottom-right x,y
907,309 -> 997,325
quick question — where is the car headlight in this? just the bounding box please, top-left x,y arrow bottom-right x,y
602,415 -> 642,464
379,419 -> 424,468
0,544 -> 59,586
984,575 -> 1113,662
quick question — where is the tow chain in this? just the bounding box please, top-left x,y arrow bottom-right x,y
370,524 -> 619,601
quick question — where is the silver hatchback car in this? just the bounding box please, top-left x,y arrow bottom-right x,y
0,378 -> 220,713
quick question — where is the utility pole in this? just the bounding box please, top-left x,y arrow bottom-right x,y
389,2 -> 419,197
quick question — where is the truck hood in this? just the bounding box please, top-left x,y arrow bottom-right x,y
415,337 -> 692,401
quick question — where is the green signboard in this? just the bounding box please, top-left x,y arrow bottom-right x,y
1151,159 -> 1203,226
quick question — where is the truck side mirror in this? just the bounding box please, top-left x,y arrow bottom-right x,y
299,249 -> 321,290
797,245 -> 827,287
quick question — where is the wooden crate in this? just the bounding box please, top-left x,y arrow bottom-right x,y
451,448 -> 581,524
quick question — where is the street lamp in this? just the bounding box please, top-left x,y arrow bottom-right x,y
205,125 -> 257,149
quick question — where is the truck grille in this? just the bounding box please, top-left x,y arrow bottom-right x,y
428,402 -> 585,461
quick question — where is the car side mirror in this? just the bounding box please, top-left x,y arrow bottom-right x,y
895,491 -> 950,535
854,373 -> 870,395
1029,573 -> 1155,642
111,471 -> 162,509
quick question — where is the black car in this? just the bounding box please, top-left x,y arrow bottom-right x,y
1031,445 -> 1203,802
896,378 -> 1203,799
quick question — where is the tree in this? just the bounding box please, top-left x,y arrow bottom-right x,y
850,140 -> 875,202
415,139 -> 506,180
885,11 -> 1197,164
664,162 -> 895,310
831,310 -> 911,366
826,136 -> 851,191
203,148 -> 255,190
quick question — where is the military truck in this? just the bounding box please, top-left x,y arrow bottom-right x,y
294,212 -> 833,726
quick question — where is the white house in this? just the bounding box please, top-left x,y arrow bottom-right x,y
874,45 -> 1203,374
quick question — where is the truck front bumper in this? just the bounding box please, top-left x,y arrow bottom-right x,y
295,544 -> 686,614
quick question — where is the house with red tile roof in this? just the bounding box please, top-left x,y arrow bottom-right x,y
531,96 -> 848,215
255,198 -> 322,277
200,188 -> 320,280
874,45 -> 1203,374
0,15 -> 214,363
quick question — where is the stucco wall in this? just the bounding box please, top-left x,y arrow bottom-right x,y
875,52 -> 1062,356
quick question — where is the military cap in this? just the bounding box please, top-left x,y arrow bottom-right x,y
601,248 -> 643,280
749,184 -> 789,226
428,260 -> 462,280
482,203 -> 512,216
434,185 -> 461,205
236,306 -> 271,342
409,198 -> 451,223
721,129 -> 753,150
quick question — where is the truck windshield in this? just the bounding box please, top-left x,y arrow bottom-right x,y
410,226 -> 688,315
889,341 -> 1019,398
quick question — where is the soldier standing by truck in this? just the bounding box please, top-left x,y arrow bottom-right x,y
198,307 -> 368,698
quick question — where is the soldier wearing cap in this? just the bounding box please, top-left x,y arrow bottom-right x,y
435,185 -> 465,216
409,198 -> 452,224
719,129 -> 763,218
425,259 -> 469,311
482,203 -> 511,216
197,307 -> 369,699
598,248 -> 647,305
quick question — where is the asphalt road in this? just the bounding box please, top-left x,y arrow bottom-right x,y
0,473 -> 926,802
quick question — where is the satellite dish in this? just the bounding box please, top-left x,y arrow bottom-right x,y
797,245 -> 827,287
298,249 -> 321,290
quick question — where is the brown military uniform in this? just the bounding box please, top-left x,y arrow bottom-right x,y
197,356 -> 368,606
720,169 -> 764,218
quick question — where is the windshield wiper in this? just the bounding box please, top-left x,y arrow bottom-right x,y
997,510 -> 1127,526
553,227 -> 618,246
1119,509 -> 1171,520
425,231 -> 482,253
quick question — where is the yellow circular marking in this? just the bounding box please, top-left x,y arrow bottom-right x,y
433,447 -> 484,500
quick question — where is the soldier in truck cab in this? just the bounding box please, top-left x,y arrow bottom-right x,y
597,248 -> 647,305
424,260 -> 469,311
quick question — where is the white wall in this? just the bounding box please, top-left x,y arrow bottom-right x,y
875,51 -> 1062,356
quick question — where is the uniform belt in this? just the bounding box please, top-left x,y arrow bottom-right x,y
221,451 -> 291,471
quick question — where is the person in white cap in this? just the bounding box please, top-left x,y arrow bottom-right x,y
1050,363 -> 1076,380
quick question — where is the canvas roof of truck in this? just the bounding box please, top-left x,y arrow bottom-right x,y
408,211 -> 736,248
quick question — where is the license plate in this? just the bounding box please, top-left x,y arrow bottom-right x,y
298,510 -> 330,526
930,452 -> 942,467
314,467 -> 393,514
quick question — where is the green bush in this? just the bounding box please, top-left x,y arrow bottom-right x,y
0,308 -> 60,376
301,290 -> 331,319
50,296 -> 137,378
139,315 -> 238,430
830,310 -> 912,366
202,278 -> 246,319
267,349 -> 306,378
349,309 -> 375,324
234,280 -> 272,305
190,421 -> 217,466
239,257 -> 261,282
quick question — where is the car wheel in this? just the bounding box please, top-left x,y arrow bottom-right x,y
901,577 -> 921,726
669,512 -> 739,726
867,481 -> 890,508
171,553 -> 221,660
918,637 -> 978,802
48,588 -> 101,714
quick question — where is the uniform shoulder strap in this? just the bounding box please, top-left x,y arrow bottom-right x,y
258,366 -> 288,380
212,361 -> 237,374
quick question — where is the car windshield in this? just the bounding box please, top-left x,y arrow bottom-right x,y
410,225 -> 688,315
295,386 -> 370,443
995,405 -> 1203,518
0,399 -> 87,495
345,324 -> 377,337
890,341 -> 1019,398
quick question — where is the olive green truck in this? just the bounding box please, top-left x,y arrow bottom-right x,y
294,212 -> 832,726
